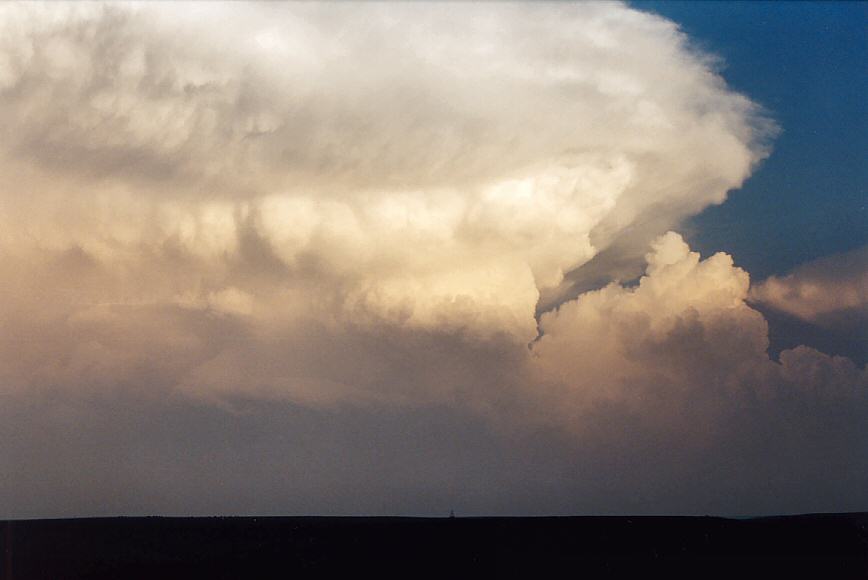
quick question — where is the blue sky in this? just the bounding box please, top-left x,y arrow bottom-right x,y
638,1 -> 867,279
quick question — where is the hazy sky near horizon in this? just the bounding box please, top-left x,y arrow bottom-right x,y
0,1 -> 865,518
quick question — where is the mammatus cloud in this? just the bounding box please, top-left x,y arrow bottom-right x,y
0,3 -> 864,517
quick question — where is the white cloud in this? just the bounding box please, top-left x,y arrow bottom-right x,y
0,1 -> 770,345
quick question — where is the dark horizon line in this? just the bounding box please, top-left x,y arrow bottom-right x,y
5,511 -> 867,523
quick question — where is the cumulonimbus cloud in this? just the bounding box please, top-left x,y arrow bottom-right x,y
0,1 -> 770,344
0,2 -> 864,517
531,233 -> 866,424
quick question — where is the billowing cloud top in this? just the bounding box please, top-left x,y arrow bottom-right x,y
0,2 -> 769,341
0,2 -> 864,517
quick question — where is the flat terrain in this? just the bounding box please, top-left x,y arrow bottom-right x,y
3,513 -> 867,578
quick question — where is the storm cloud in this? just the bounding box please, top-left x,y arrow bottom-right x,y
0,2 -> 864,517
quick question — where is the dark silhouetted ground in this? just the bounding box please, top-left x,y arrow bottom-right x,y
2,513 -> 867,578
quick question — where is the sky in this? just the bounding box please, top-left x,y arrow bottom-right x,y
646,1 -> 867,274
642,0 -> 868,365
0,1 -> 865,518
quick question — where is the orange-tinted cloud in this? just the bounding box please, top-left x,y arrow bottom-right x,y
0,3 -> 863,517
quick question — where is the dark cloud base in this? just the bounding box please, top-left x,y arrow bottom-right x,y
2,391 -> 866,519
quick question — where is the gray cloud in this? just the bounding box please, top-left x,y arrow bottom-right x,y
751,245 -> 868,323
2,232 -> 865,518
751,245 -> 868,363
